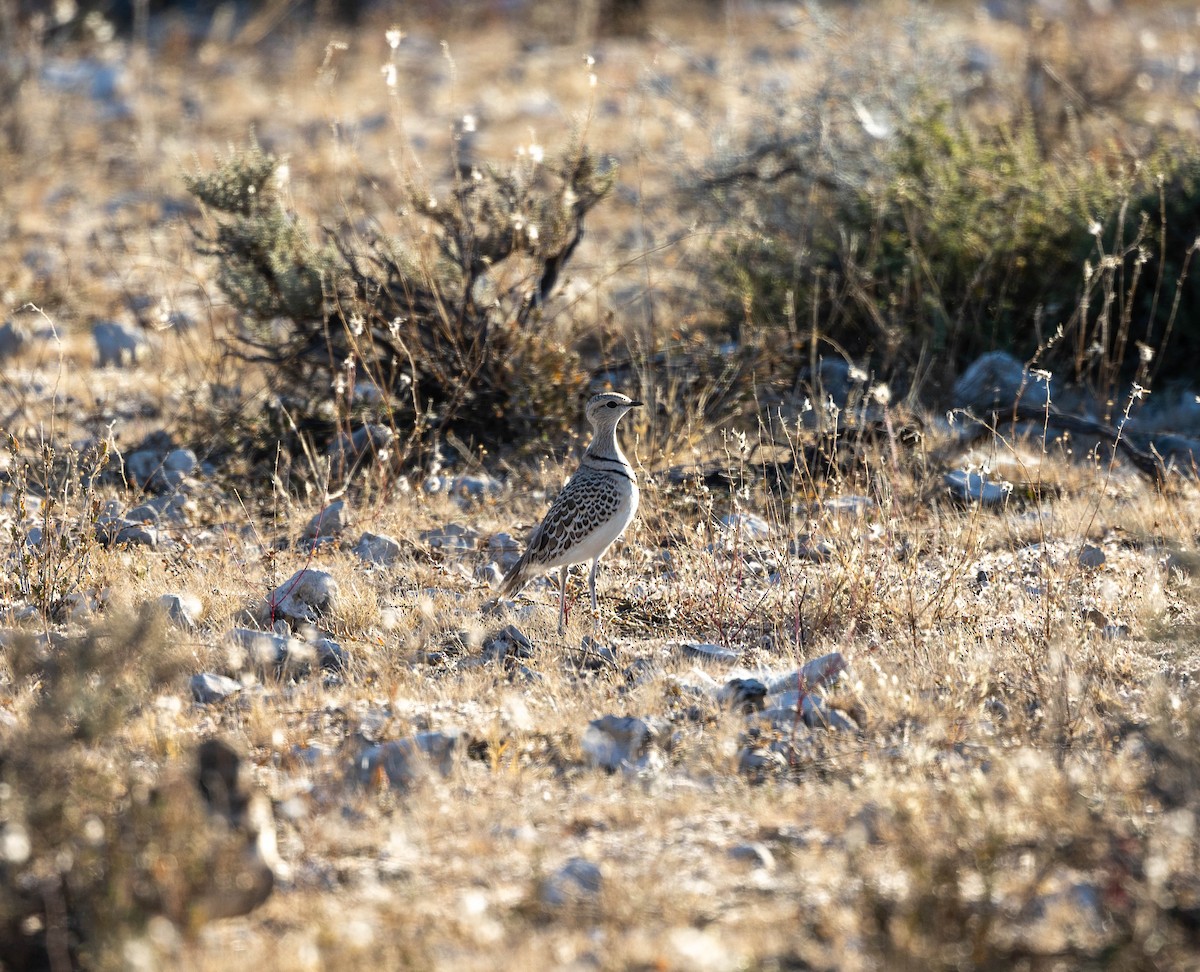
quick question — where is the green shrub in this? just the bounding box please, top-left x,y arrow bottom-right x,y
706,100 -> 1200,402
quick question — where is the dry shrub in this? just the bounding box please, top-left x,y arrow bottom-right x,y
185,136 -> 613,467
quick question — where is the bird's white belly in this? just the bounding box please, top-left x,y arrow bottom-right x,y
545,483 -> 638,569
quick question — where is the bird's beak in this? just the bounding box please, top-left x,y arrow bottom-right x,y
629,400 -> 644,407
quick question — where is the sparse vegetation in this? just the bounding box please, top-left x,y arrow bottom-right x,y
1,1 -> 1200,969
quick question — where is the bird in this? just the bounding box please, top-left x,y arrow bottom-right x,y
498,392 -> 643,633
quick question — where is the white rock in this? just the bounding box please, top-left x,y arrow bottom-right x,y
302,500 -> 348,541
190,672 -> 241,704
581,715 -> 656,771
719,512 -> 772,540
539,857 -> 602,907
945,470 -> 1013,507
157,592 -> 203,629
262,569 -> 338,625
352,531 -> 402,565
93,320 -> 148,368
356,731 -> 460,789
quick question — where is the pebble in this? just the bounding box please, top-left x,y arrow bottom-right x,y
190,672 -> 242,704
423,474 -> 504,499
163,448 -> 198,474
125,443 -> 194,494
474,562 -> 503,585
757,695 -> 857,731
488,532 -> 521,553
126,492 -> 189,524
0,319 -> 29,359
821,495 -> 875,516
681,642 -> 740,664
157,592 -> 203,629
302,500 -> 348,542
420,523 -> 479,551
539,857 -> 602,907
765,652 -> 848,695
482,624 -> 534,664
728,842 -> 776,870
1077,544 -> 1106,568
944,470 -> 1013,507
718,677 -> 767,712
719,512 -> 772,540
262,569 -> 338,626
789,537 -> 833,562
356,731 -> 461,789
352,531 -> 402,565
581,715 -> 656,771
93,320 -> 148,368
737,744 -> 788,779
577,635 -> 618,671
96,516 -> 159,547
227,627 -> 345,678
327,424 -> 395,471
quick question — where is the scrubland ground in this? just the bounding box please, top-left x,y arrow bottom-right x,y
3,1 -> 1200,969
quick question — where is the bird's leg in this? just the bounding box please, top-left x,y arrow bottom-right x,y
558,564 -> 569,635
589,558 -> 601,631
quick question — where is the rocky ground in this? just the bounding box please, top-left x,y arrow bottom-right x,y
3,2 -> 1200,969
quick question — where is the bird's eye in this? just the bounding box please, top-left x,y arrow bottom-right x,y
607,401 -> 617,408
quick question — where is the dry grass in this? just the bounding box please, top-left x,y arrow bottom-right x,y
3,2 -> 1200,969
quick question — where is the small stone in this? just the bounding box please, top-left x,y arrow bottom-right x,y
581,715 -> 656,771
577,635 -> 618,671
780,695 -> 856,731
766,652 -> 848,695
0,319 -> 30,359
262,569 -> 338,625
475,562 -> 503,586
126,449 -> 163,485
729,842 -> 776,870
424,474 -> 504,499
737,744 -> 787,779
718,678 -> 768,712
539,857 -> 602,907
311,636 -> 348,673
158,593 -> 203,629
327,424 -> 395,472
944,470 -> 1013,507
93,320 -> 148,368
227,628 -> 296,674
1077,544 -> 1106,568
98,518 -> 158,547
356,731 -> 460,789
126,492 -> 189,524
719,512 -> 771,540
352,532 -> 402,565
190,672 -> 242,704
482,624 -> 534,663
488,532 -> 521,553
681,642 -> 741,664
163,448 -> 198,474
822,495 -> 875,516
952,351 -> 1053,411
789,537 -> 833,562
420,523 -> 479,551
302,500 -> 347,542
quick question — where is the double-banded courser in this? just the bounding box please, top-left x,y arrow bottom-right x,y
499,393 -> 642,633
